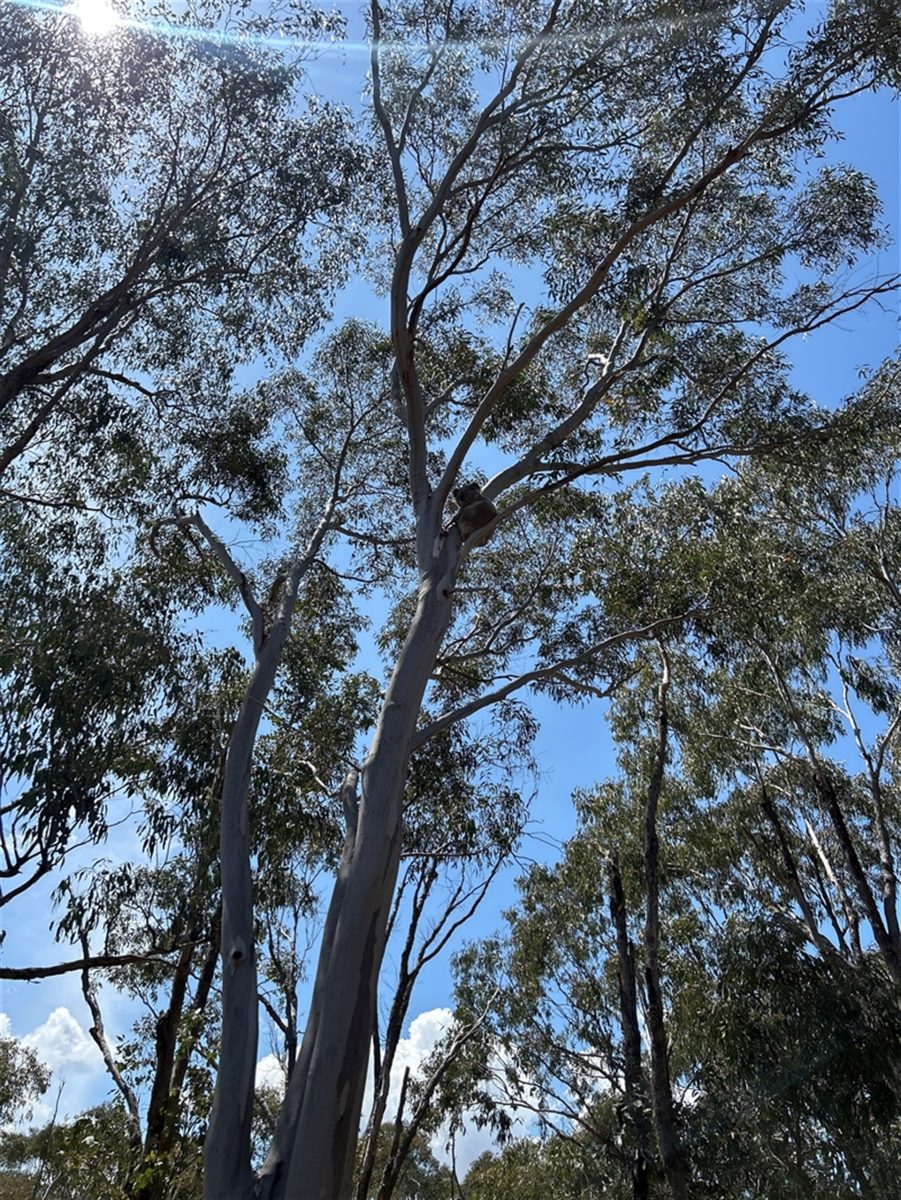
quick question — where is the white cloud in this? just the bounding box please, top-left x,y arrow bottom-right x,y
256,1052 -> 286,1094
2,1007 -> 106,1131
392,1007 -> 454,1087
356,1007 -> 537,1178
21,1007 -> 102,1072
360,1007 -> 453,1126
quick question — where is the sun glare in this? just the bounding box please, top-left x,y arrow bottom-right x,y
71,0 -> 119,37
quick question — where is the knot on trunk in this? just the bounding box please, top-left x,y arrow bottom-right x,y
228,937 -> 247,969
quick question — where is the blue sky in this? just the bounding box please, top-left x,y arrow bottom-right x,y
1,0 -> 899,1174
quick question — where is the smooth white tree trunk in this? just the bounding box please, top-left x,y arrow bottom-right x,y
203,640 -> 284,1200
259,546 -> 457,1200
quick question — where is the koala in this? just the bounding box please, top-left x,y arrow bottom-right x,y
451,482 -> 497,544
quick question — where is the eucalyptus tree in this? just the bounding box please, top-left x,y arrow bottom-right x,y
0,0 -> 354,502
0,1101 -> 137,1200
434,430 -> 901,1199
1,553 -> 380,1200
439,745 -> 694,1198
0,0 -> 359,909
0,505 -> 191,909
227,3 -> 901,1197
660,405 -> 901,980
0,1035 -> 49,1125
464,1137 -> 614,1200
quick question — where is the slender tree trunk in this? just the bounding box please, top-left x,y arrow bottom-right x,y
258,548 -> 458,1200
139,921 -> 220,1195
201,669 -> 269,1200
375,1066 -> 411,1200
805,818 -> 861,961
354,871 -> 425,1200
758,784 -> 837,960
202,515 -> 332,1200
642,655 -> 689,1200
170,929 -> 220,1104
762,649 -> 901,977
816,772 -> 901,979
607,851 -> 652,1200
130,943 -> 194,1200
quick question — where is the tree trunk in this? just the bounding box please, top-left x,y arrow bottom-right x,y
257,553 -> 457,1200
201,675 -> 268,1200
642,656 -> 690,1200
202,518 -> 332,1200
607,851 -> 652,1200
130,943 -> 194,1200
354,872 -> 424,1200
815,772 -> 901,979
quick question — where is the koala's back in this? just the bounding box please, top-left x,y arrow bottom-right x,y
452,483 -> 497,543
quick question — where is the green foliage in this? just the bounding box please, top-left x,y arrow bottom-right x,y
0,0 -> 359,512
0,506 -> 190,900
465,1137 -> 605,1200
0,1103 -> 137,1200
0,1038 -> 49,1125
441,432 -> 901,1195
691,922 -> 901,1198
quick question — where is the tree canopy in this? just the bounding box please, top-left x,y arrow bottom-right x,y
0,2 -> 899,1199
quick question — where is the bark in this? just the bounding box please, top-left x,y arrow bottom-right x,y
257,535 -> 459,1200
815,772 -> 901,980
641,655 -> 689,1200
758,785 -> 837,960
607,851 -> 652,1200
130,944 -> 194,1200
200,665 -> 268,1200
203,515 -> 333,1200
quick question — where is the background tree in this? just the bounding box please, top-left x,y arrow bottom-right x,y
0,1035 -> 49,1125
0,1101 -> 138,1200
0,0 -> 353,492
439,419 -> 901,1197
0,0 -> 358,914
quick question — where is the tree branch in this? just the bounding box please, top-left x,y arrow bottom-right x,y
416,610 -> 698,747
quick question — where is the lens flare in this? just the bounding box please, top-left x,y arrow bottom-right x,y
71,0 -> 118,37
